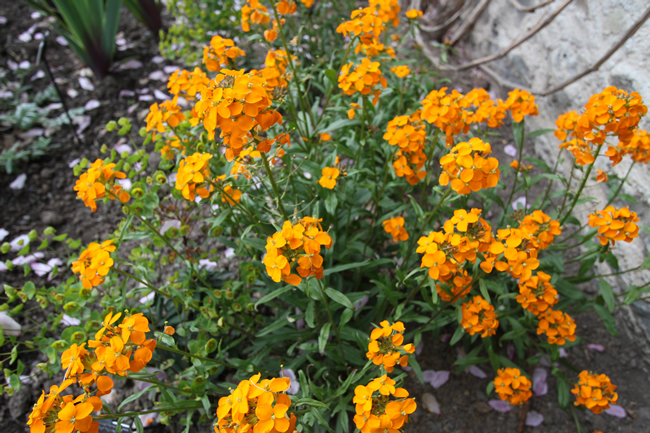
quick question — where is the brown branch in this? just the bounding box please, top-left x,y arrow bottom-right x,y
507,0 -> 555,13
537,4 -> 650,96
452,0 -> 574,71
479,64 -> 531,91
450,0 -> 492,46
419,0 -> 470,34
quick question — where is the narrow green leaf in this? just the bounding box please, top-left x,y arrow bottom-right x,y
598,279 -> 615,312
324,287 -> 353,309
479,279 -> 491,303
254,285 -> 293,309
594,304 -> 618,336
449,326 -> 464,346
318,322 -> 331,355
525,128 -> 555,139
323,260 -> 370,276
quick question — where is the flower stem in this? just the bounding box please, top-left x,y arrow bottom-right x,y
560,144 -> 603,225
261,151 -> 289,220
316,278 -> 347,364
605,161 -> 635,207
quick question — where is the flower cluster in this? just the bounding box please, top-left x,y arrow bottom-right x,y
146,97 -> 186,140
353,375 -> 416,433
263,217 -> 332,286
390,65 -> 410,78
71,239 -> 116,289
74,159 -> 130,212
174,152 -> 214,201
385,112 -> 427,185
203,35 -> 246,72
167,67 -> 210,100
556,87 -> 648,166
503,88 -> 539,123
241,0 -> 271,32
587,206 -> 639,246
536,308 -> 576,345
259,49 -> 294,91
460,295 -> 499,337
382,217 -> 409,242
28,311 -> 155,433
191,69 -> 282,161
339,58 -> 387,100
494,368 -> 532,405
216,373 -> 297,433
435,271 -> 472,302
516,271 -> 558,315
366,321 -> 415,372
571,371 -> 618,414
337,7 -> 386,48
439,137 -> 500,195
369,0 -> 401,27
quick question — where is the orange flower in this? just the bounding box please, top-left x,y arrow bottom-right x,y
494,368 -> 532,405
71,239 -> 116,289
320,132 -> 332,141
146,96 -> 186,139
460,295 -> 499,337
353,376 -> 415,433
241,0 -> 270,32
382,217 -> 409,242
174,152 -> 214,201
203,36 -> 245,72
167,67 -> 209,99
405,9 -> 423,19
390,65 -> 410,78
504,89 -> 539,123
221,185 -> 242,206
537,309 -> 576,345
595,169 -> 608,183
74,159 -> 129,211
339,58 -> 387,97
164,326 -> 175,335
318,167 -> 340,189
366,321 -> 415,372
439,137 -> 500,195
571,370 -> 618,414
588,205 -> 639,246
385,111 -> 427,184
516,271 -> 558,315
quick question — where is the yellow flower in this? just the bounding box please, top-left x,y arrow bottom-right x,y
318,167 -> 340,189
390,65 -> 410,78
405,9 -> 423,19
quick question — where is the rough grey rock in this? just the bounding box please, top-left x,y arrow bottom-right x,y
40,210 -> 66,226
8,383 -> 32,421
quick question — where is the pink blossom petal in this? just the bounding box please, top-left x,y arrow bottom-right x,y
422,393 -> 440,414
119,89 -> 136,98
84,99 -> 100,110
468,365 -> 487,379
353,295 -> 369,311
559,348 -> 568,358
154,89 -> 170,100
9,174 -> 26,190
282,369 -> 300,395
587,344 -> 605,352
533,368 -> 548,397
525,411 -> 544,427
504,144 -> 518,157
415,341 -> 423,356
604,404 -> 626,418
0,228 -> 8,242
488,400 -> 511,413
429,371 -> 450,389
199,259 -> 217,270
117,59 -> 144,70
422,370 -> 436,382
160,220 -> 181,235
31,262 -> 52,277
78,77 -> 94,91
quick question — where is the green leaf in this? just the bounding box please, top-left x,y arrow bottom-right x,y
325,192 -> 338,215
323,260 -> 370,276
254,285 -> 293,309
594,304 -> 618,336
324,69 -> 337,86
318,322 -> 331,356
256,315 -> 289,337
526,128 -> 555,139
118,388 -> 149,410
512,120 -> 525,150
449,326 -> 464,346
479,279 -> 490,303
295,398 -> 329,409
201,394 -> 211,414
324,287 -> 353,309
305,301 -> 316,328
557,378 -> 570,409
641,256 -> 650,270
598,279 -> 615,312
133,416 -> 144,433
408,195 -> 425,221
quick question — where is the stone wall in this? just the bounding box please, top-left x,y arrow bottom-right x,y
458,0 -> 650,353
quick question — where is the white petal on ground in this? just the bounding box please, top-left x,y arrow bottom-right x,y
468,365 -> 487,379
604,404 -> 626,418
504,144 -> 518,157
12,252 -> 44,266
0,262 -> 6,272
163,65 -> 180,74
533,368 -> 548,397
160,220 -> 181,235
18,32 -> 32,42
0,17 -> 7,25
56,36 -> 68,46
199,259 -> 218,269
31,11 -> 41,19
31,262 -> 52,277
31,70 -> 45,81
68,158 -> 81,168
429,371 -> 450,388
118,59 -> 144,70
7,60 -> 18,70
84,99 -> 101,110
10,234 -> 31,251
353,295 -> 369,311
9,173 -> 27,190
117,178 -> 132,191
422,393 -> 441,414
0,228 -> 9,242
525,411 -> 544,427
119,89 -> 136,98
74,115 -> 91,134
488,400 -> 511,413
559,348 -> 568,358
0,312 -> 21,336
78,77 -> 94,91
138,413 -> 160,427
45,102 -> 63,111
138,94 -> 154,101
415,341 -> 423,356
282,369 -> 300,395
154,89 -> 170,100
61,314 -> 81,326
67,88 -> 78,99
18,128 -> 45,140
151,55 -> 164,63
149,70 -> 165,81
588,344 -> 605,352
225,248 -> 235,258
19,61 -> 30,69
512,196 -> 530,210
114,143 -> 133,155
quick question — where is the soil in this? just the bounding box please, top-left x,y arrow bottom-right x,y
1,2 -> 649,433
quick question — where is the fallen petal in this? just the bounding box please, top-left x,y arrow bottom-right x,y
604,404 -> 626,418
468,365 -> 487,379
138,94 -> 154,102
119,89 -> 136,98
56,36 -> 68,46
163,65 -> 180,74
587,344 -> 605,352
74,115 -> 91,134
0,16 -> 7,25
84,99 -> 101,111
533,368 -> 548,397
160,220 -> 181,235
525,411 -> 544,427
68,158 -> 81,168
31,70 -> 45,81
78,77 -> 94,91
118,59 -> 144,70
504,144 -> 518,157
154,89 -> 170,100
117,178 -> 132,191
9,174 -> 27,190
139,292 -> 155,304
61,314 -> 81,326
422,393 -> 440,414
31,262 -> 52,277
151,55 -> 164,64
0,228 -> 8,242
0,312 -> 21,336
488,400 -> 511,413
149,70 -> 165,81
422,370 -> 436,383
199,259 -> 217,270
225,248 -> 235,258
67,88 -> 79,99
10,234 -> 30,251
429,371 -> 450,389
282,369 -> 300,395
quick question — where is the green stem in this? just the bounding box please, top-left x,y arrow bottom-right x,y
605,161 -> 635,207
158,344 -> 270,373
540,149 -> 564,210
560,144 -> 603,225
261,152 -> 289,220
316,279 -> 347,364
113,268 -> 167,298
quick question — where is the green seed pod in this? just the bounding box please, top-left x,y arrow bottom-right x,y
28,230 -> 38,242
232,303 -> 242,312
79,287 -> 91,300
36,295 -> 48,309
80,158 -> 89,168
154,171 -> 167,184
122,206 -> 130,215
106,121 -> 118,131
131,187 -> 145,199
100,144 -> 109,153
205,338 -> 218,354
246,303 -> 255,312
180,225 -> 190,236
211,226 -> 223,237
214,289 -> 222,299
5,260 -> 13,271
43,226 -> 55,236
63,302 -> 81,314
225,292 -> 234,300
196,142 -> 206,153
36,363 -> 48,371
17,291 -> 27,303
1,242 -> 10,254
53,293 -> 65,304
51,340 -> 69,352
71,331 -> 86,343
146,176 -> 154,185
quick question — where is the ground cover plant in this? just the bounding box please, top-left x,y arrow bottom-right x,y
2,1 -> 650,432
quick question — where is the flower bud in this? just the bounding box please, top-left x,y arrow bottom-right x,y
131,187 -> 145,199
36,295 -> 48,309
118,117 -> 129,126
246,303 -> 255,311
146,176 -> 154,185
100,144 -> 109,153
51,340 -> 69,352
225,292 -> 234,300
43,226 -> 55,236
123,162 -> 132,172
80,158 -> 89,168
28,230 -> 37,242
63,301 -> 81,314
139,127 -> 147,137
205,338 -> 218,354
1,243 -> 10,254
213,289 -> 222,299
154,171 -> 167,184
106,121 -> 118,131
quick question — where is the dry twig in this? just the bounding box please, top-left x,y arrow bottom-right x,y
450,0 -> 492,45
507,0 -> 555,13
419,0 -> 470,34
